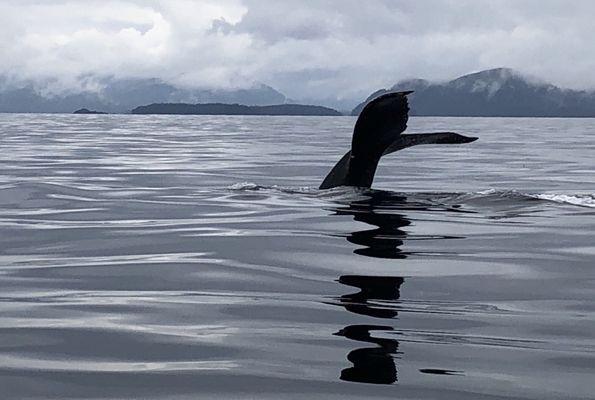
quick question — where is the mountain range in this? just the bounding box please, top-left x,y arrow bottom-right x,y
0,77 -> 286,113
352,68 -> 595,117
3,68 -> 595,116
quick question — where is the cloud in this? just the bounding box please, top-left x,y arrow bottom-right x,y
0,0 -> 248,91
1,0 -> 594,104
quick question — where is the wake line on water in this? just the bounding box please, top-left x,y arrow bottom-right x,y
227,182 -> 595,208
531,193 -> 595,208
473,189 -> 595,208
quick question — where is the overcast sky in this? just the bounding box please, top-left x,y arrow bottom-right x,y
1,0 -> 594,102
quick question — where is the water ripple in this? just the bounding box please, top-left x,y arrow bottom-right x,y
1,114 -> 594,399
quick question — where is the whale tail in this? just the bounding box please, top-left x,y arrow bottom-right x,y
319,91 -> 477,190
319,132 -> 477,189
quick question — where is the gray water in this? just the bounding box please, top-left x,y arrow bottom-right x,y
0,114 -> 594,399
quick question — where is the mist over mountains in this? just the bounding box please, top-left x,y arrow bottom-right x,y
0,77 -> 286,113
2,68 -> 595,116
352,68 -> 595,117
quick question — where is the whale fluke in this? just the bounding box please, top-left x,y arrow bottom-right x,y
320,92 -> 477,189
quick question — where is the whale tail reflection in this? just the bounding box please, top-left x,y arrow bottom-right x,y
333,194 -> 411,259
336,325 -> 400,384
335,275 -> 405,384
338,275 -> 404,319
331,192 -> 469,384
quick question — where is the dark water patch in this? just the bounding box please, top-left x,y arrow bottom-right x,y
419,368 -> 463,375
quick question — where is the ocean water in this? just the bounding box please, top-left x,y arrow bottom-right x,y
0,114 -> 594,399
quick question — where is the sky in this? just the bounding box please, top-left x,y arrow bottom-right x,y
1,0 -> 594,104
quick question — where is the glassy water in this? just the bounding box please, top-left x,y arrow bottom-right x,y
0,114 -> 594,399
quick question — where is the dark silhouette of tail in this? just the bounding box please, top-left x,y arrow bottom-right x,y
320,92 -> 477,189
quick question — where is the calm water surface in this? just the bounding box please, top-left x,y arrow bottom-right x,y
0,114 -> 594,399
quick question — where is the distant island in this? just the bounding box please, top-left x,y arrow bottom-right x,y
131,103 -> 342,116
73,108 -> 108,114
352,68 -> 595,117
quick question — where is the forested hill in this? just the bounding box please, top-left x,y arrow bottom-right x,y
131,103 -> 342,116
352,68 -> 595,117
